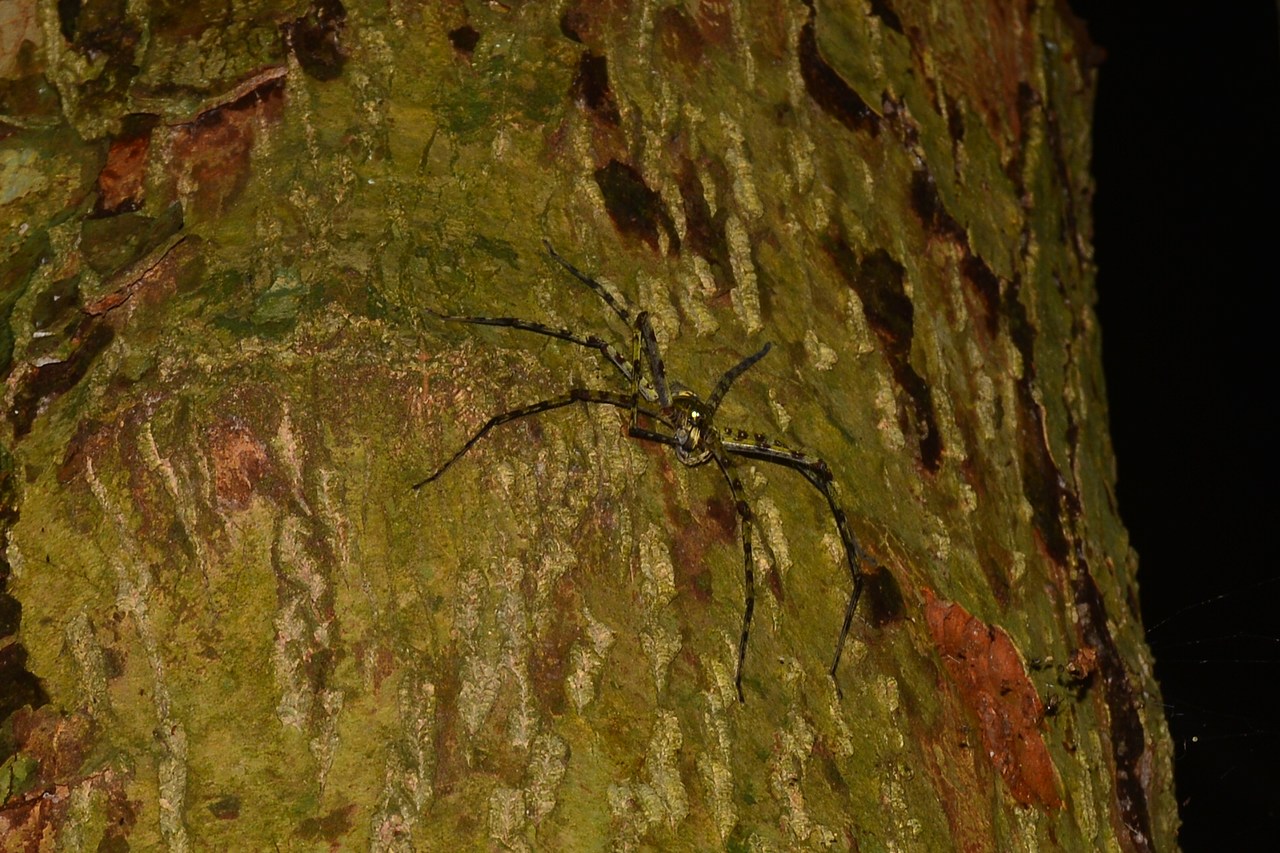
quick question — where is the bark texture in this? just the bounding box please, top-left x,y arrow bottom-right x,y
0,0 -> 1177,849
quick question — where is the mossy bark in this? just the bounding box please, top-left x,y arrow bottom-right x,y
1,0 -> 1177,850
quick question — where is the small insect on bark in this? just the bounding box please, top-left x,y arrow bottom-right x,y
414,240 -> 871,702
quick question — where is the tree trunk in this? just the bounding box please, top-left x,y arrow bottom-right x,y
1,0 -> 1177,849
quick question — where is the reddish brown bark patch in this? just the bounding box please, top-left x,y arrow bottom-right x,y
655,6 -> 704,70
8,707 -> 93,783
95,130 -> 152,216
208,420 -> 270,509
643,456 -> 714,607
57,417 -> 111,484
693,0 -> 734,47
0,707 -> 135,846
529,574 -> 584,714
427,660 -> 466,797
82,228 -> 191,317
923,588 -> 1062,808
669,505 -> 715,606
167,76 -> 285,217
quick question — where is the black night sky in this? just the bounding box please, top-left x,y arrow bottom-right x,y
1071,2 -> 1278,848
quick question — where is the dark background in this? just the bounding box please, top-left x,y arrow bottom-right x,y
1071,2 -> 1278,848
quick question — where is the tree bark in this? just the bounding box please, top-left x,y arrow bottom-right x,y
1,0 -> 1177,850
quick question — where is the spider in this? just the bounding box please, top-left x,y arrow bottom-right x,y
414,240 -> 869,702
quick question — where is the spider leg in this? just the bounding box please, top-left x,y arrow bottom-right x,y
427,309 -> 655,400
706,342 -> 773,412
628,314 -> 646,421
627,311 -> 673,443
538,240 -> 669,404
543,239 -> 636,327
636,311 -> 671,406
720,432 -> 833,485
721,434 -> 866,698
707,439 -> 756,704
574,388 -> 677,437
412,389 -> 673,490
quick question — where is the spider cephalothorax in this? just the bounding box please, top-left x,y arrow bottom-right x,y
668,391 -> 715,466
414,241 -> 869,702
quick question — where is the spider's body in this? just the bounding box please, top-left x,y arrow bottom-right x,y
415,241 -> 869,702
668,390 -> 714,466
